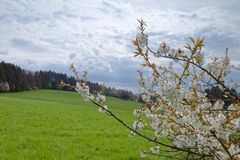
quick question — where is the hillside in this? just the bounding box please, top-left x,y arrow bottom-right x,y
0,90 -> 160,160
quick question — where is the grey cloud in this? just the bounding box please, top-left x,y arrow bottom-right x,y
25,59 -> 35,66
52,7 -> 77,19
69,53 -> 76,60
41,63 -> 70,74
148,31 -> 168,37
0,50 -> 9,55
0,13 -> 42,24
205,34 -> 239,52
52,10 -> 72,19
194,25 -> 240,56
52,3 -> 97,21
79,16 -> 98,22
11,38 -> 48,53
40,38 -> 65,49
92,48 -> 100,56
100,1 -> 126,17
15,14 -> 41,24
87,57 -> 140,91
178,13 -> 197,19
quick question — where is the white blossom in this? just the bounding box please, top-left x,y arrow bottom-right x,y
75,82 -> 93,101
136,33 -> 148,49
133,109 -> 141,117
141,93 -> 150,102
207,56 -> 233,80
133,120 -> 147,131
150,146 -> 160,154
156,42 -> 170,57
98,105 -> 108,113
140,150 -> 147,158
96,93 -> 106,104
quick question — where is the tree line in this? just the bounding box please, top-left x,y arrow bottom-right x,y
0,61 -> 137,101
1,61 -> 237,103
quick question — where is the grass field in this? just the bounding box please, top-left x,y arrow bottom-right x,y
0,90 -> 165,160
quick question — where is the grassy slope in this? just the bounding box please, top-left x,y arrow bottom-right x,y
0,90 -> 161,160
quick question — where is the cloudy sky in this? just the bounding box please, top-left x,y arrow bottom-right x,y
0,0 -> 240,92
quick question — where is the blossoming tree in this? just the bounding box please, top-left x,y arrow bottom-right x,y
61,20 -> 240,160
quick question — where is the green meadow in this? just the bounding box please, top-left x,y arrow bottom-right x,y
0,90 -> 164,160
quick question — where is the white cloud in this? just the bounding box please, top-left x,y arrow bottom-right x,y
0,0 -> 239,91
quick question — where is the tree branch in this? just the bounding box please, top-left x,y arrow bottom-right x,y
89,99 -> 212,158
146,45 -> 240,101
211,131 -> 233,160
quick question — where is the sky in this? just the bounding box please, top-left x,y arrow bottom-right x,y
0,0 -> 240,92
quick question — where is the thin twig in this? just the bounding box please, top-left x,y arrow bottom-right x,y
89,99 -> 210,157
211,131 -> 233,160
146,45 -> 240,101
148,152 -> 185,160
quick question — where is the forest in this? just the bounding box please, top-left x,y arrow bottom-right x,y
0,61 -> 136,101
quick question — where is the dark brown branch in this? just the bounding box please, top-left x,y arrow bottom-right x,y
89,99 -> 211,157
211,131 -> 233,160
207,146 -> 220,160
203,109 -> 240,112
148,152 -> 185,160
